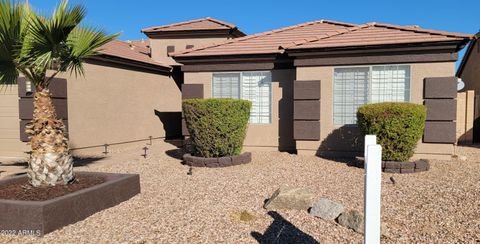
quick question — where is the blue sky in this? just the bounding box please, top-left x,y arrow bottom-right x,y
28,0 -> 479,65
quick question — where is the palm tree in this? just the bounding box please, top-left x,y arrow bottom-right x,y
0,0 -> 118,186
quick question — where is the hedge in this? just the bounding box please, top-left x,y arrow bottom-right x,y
356,102 -> 426,162
182,98 -> 251,158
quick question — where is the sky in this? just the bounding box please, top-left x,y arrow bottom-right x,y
27,0 -> 480,66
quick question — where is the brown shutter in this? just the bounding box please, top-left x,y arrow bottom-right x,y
293,80 -> 321,140
18,78 -> 68,142
423,77 -> 457,143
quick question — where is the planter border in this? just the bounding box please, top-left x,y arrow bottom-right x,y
0,171 -> 140,236
183,152 -> 252,167
355,157 -> 430,174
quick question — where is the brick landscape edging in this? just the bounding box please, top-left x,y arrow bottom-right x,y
0,172 -> 140,236
183,152 -> 252,167
355,157 -> 430,173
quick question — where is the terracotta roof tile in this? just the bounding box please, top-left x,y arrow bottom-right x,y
172,20 -> 472,58
126,39 -> 150,55
287,22 -> 472,50
141,17 -> 241,33
97,40 -> 170,69
171,20 -> 356,57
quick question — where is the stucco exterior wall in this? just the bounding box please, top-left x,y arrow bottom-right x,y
62,62 -> 181,151
184,69 -> 296,151
296,62 -> 456,159
461,41 -> 480,93
0,85 -> 29,159
150,37 -> 232,65
0,62 -> 181,159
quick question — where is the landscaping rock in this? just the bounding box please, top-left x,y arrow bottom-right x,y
263,186 -> 314,211
337,210 -> 365,233
309,198 -> 344,220
337,210 -> 388,236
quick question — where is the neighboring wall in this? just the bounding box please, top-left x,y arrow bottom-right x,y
63,61 -> 181,152
183,69 -> 296,151
0,85 -> 29,159
461,40 -> 480,92
150,37 -> 232,65
460,40 -> 480,143
296,62 -> 456,159
0,61 -> 181,159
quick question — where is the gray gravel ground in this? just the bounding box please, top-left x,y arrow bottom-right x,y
1,142 -> 479,243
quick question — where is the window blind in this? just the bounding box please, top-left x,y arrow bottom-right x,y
333,65 -> 410,125
212,73 -> 240,99
242,72 -> 271,124
212,71 -> 272,124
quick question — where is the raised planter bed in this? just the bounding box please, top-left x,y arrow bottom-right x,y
0,172 -> 140,236
355,157 -> 430,174
183,152 -> 252,167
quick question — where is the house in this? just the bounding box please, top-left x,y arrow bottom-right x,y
0,17 -> 244,159
0,17 -> 473,160
457,32 -> 480,142
172,20 -> 472,159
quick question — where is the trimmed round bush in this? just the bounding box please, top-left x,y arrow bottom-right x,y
182,98 -> 251,158
356,102 -> 426,162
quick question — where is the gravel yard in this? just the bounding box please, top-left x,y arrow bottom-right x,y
1,141 -> 479,243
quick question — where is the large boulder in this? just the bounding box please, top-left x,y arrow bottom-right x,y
309,198 -> 345,220
263,187 -> 314,211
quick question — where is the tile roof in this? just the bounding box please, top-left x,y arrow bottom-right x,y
171,20 -> 472,58
141,17 -> 243,33
126,39 -> 150,54
171,20 -> 355,57
97,40 -> 170,69
285,22 -> 472,50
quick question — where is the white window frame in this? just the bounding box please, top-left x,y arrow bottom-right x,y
212,71 -> 273,125
333,64 -> 412,126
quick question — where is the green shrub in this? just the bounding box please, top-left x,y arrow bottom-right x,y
356,102 -> 426,162
182,98 -> 251,157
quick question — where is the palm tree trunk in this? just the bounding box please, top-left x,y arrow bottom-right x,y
26,88 -> 74,186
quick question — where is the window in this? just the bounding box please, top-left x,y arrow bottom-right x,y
166,45 -> 175,54
186,45 -> 194,49
213,71 -> 272,124
333,65 -> 410,125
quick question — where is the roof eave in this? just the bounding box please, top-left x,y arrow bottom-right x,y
286,40 -> 470,56
89,54 -> 172,74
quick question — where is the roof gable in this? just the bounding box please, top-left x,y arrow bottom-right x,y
141,17 -> 244,35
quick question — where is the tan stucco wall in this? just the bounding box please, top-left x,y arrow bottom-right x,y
61,62 -> 181,151
0,62 -> 181,158
184,69 -> 296,151
461,41 -> 480,93
296,62 -> 456,158
150,37 -> 232,65
0,85 -> 29,159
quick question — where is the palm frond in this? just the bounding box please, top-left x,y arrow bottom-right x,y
19,0 -> 86,76
0,0 -> 25,85
63,26 -> 119,77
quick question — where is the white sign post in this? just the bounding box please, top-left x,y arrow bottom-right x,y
364,134 -> 382,244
